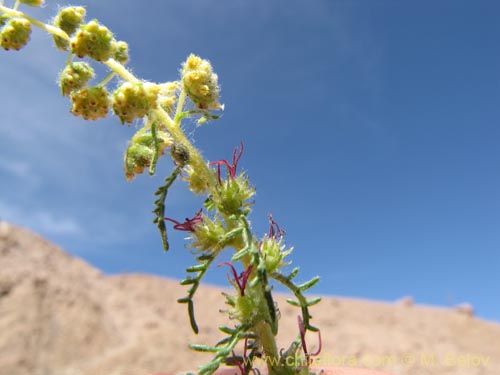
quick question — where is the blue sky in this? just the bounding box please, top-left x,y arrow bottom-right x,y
1,1 -> 499,322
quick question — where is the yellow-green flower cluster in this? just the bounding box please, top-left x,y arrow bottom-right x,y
70,86 -> 110,120
0,18 -> 31,51
59,62 -> 95,97
113,40 -> 129,64
112,82 -> 159,124
183,165 -> 210,196
181,54 -> 221,110
52,6 -> 86,51
70,19 -> 115,62
124,132 -> 172,180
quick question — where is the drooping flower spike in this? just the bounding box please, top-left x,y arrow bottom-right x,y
211,141 -> 244,182
297,315 -> 322,364
164,209 -> 203,232
218,262 -> 253,296
267,213 -> 286,238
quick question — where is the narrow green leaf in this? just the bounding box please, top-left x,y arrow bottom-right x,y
149,120 -> 160,176
231,246 -> 249,262
180,278 -> 197,285
189,344 -> 219,353
218,326 -> 236,335
288,267 -> 299,280
297,276 -> 320,291
188,299 -> 199,334
186,264 -> 206,273
307,297 -> 322,306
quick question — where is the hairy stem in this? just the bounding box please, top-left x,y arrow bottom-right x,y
0,5 -> 70,40
254,320 -> 279,375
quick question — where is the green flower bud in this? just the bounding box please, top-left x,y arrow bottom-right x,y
158,81 -> 179,114
52,6 -> 86,51
260,237 -> 292,274
113,41 -> 129,64
217,174 -> 255,216
70,20 -> 116,62
1,18 -> 31,51
124,131 -> 172,180
59,62 -> 95,97
189,215 -> 226,254
226,288 -> 268,328
181,54 -> 221,110
112,82 -> 159,124
19,0 -> 44,7
70,86 -> 110,121
124,143 -> 153,181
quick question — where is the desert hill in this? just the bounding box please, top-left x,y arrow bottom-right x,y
0,222 -> 498,375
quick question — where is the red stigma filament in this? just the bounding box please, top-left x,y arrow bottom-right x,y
231,350 -> 246,375
211,141 -> 244,182
268,213 -> 286,238
297,316 -> 322,364
218,262 -> 253,296
164,209 -> 203,232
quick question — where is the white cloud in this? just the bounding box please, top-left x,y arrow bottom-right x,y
0,158 -> 40,185
0,200 -> 83,236
33,211 -> 83,235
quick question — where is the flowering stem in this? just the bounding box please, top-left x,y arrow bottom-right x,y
152,107 -> 220,197
1,5 -> 321,373
0,5 -> 221,202
104,58 -> 140,84
0,6 -> 70,40
254,320 -> 279,375
97,71 -> 116,88
175,87 -> 187,121
103,59 -> 220,196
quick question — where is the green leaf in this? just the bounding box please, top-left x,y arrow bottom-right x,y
152,166 -> 182,251
297,276 -> 320,292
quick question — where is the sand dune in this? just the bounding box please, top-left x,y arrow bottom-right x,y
0,222 -> 498,375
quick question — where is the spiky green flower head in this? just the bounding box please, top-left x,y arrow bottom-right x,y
217,174 -> 255,216
188,214 -> 227,254
0,18 -> 31,51
59,62 -> 95,97
112,82 -> 160,124
113,40 -> 129,64
52,6 -> 86,51
70,19 -> 116,61
181,54 -> 221,110
261,236 -> 293,274
225,286 -> 270,328
19,0 -> 44,7
124,132 -> 172,180
158,81 -> 179,114
70,86 -> 110,120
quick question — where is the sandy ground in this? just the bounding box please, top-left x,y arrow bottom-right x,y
0,222 -> 498,375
